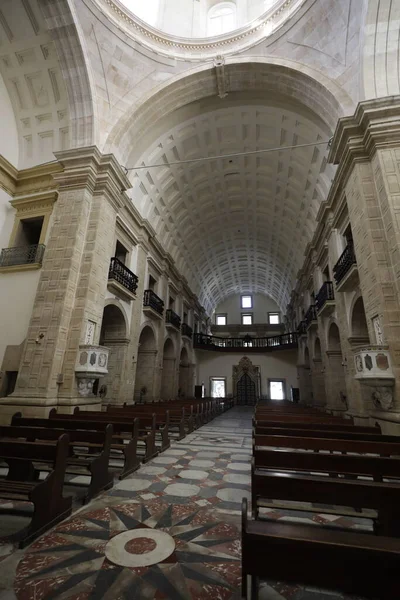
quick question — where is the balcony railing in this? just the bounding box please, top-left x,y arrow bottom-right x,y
315,281 -> 334,312
297,320 -> 307,336
0,244 -> 45,268
304,305 -> 317,328
193,332 -> 298,352
108,257 -> 138,294
333,244 -> 357,285
181,323 -> 193,338
143,289 -> 164,315
166,308 -> 181,330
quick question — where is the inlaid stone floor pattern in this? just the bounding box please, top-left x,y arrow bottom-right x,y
0,407 -> 370,600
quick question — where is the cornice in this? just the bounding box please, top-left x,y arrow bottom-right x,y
0,155 -> 18,196
0,156 -> 61,199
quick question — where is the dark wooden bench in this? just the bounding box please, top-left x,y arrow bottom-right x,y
254,420 -> 380,433
113,404 -> 188,439
106,406 -> 172,448
253,445 -> 400,482
0,435 -> 72,548
251,465 -> 400,536
242,497 -> 400,600
34,413 -> 141,477
5,421 -> 114,502
50,410 -> 158,464
253,426 -> 395,444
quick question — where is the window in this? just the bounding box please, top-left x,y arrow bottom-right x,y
15,216 -> 44,247
269,379 -> 286,400
169,296 -> 175,309
208,2 -> 236,36
268,312 -> 280,325
115,240 -> 128,264
148,274 -> 157,291
242,313 -> 253,325
128,0 -> 160,27
4,371 -> 18,397
216,314 -> 227,325
241,295 -> 252,309
210,377 -> 226,398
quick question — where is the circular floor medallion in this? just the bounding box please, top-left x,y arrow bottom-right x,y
105,529 -> 175,568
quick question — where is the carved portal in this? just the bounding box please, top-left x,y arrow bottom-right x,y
233,356 -> 260,405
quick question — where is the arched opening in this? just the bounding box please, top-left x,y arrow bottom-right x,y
134,326 -> 157,403
351,297 -> 370,342
178,346 -> 192,398
326,322 -> 347,413
161,338 -> 176,400
208,2 -> 237,36
99,304 -> 129,404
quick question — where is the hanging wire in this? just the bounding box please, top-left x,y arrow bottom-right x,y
123,138 -> 333,174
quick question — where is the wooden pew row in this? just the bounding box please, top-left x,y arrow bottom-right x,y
242,498 -> 400,600
253,445 -> 400,482
73,407 -> 170,453
253,426 -> 396,444
254,414 -> 351,424
254,420 -> 379,433
51,410 -> 159,462
251,463 -> 400,536
112,404 -> 189,438
254,433 -> 400,455
15,415 -> 142,478
0,435 -> 72,548
1,423 -> 113,503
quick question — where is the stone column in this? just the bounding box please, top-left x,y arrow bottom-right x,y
325,350 -> 347,414
0,147 -> 130,419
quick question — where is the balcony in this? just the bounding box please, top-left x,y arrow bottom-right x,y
181,323 -> 193,339
333,244 -> 358,292
297,320 -> 307,336
315,281 -> 335,317
166,308 -> 181,330
0,244 -> 45,272
143,289 -> 164,319
304,305 -> 318,330
193,332 -> 298,352
108,257 -> 138,301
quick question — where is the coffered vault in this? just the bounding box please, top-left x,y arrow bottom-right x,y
128,94 -> 335,314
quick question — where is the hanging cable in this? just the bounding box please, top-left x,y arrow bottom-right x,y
123,138 -> 333,173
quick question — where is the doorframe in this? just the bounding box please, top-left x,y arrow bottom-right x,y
268,378 -> 287,400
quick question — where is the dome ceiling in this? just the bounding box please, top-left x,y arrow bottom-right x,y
129,98 -> 335,314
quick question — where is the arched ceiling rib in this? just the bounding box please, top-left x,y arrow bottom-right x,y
129,99 -> 335,313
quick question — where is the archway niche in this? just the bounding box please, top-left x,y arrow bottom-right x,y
326,323 -> 348,413
350,297 -> 370,343
99,304 -> 129,405
134,326 -> 157,403
161,338 -> 176,400
178,346 -> 192,398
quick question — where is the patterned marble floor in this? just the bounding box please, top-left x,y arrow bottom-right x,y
0,408 -> 369,600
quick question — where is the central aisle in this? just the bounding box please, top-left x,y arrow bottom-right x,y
5,407 -> 253,600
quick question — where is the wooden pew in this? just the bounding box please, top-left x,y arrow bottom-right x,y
50,410 -> 158,464
110,404 -> 187,440
241,497 -> 400,600
4,421 -> 114,502
253,426 -> 395,444
0,435 -> 72,548
253,446 -> 400,483
31,413 -> 142,477
251,465 -> 400,535
254,420 -> 379,433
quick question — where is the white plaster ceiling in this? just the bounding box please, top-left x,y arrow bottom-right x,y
0,0 -> 70,168
130,99 -> 334,314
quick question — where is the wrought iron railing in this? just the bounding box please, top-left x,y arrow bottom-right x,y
108,257 -> 138,294
315,281 -> 335,311
333,244 -> 357,284
143,289 -> 164,315
304,305 -> 317,328
296,321 -> 307,336
0,244 -> 45,268
193,332 -> 298,351
166,308 -> 181,329
181,323 -> 193,338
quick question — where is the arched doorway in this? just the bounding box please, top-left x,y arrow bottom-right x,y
233,356 -> 259,406
161,338 -> 176,400
178,347 -> 192,398
326,322 -> 348,412
99,304 -> 129,405
236,373 -> 256,406
351,297 -> 370,343
134,326 -> 157,403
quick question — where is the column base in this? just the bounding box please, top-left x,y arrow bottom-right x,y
0,395 -> 102,424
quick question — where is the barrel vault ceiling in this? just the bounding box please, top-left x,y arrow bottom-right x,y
129,99 -> 335,314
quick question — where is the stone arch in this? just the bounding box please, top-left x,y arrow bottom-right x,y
99,303 -> 129,404
327,322 -> 342,352
326,321 -> 347,413
105,57 -> 355,164
350,296 -> 370,342
134,325 -> 158,403
161,337 -> 176,400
